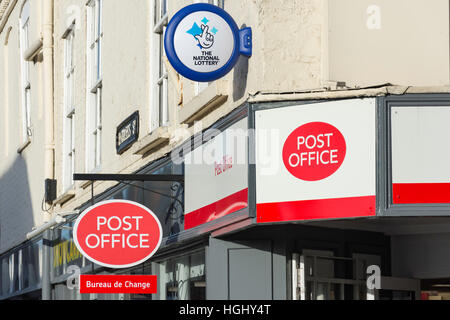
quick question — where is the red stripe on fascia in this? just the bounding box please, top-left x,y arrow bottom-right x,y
257,195 -> 376,223
185,188 -> 249,230
393,183 -> 450,204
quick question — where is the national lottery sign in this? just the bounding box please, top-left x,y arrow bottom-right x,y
164,3 -> 252,82
73,200 -> 163,269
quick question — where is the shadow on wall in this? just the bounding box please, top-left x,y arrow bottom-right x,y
0,156 -> 35,254
233,24 -> 250,102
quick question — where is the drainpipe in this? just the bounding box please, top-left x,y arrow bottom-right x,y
42,0 -> 54,301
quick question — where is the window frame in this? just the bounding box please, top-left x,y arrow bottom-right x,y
86,0 -> 103,173
153,249 -> 206,301
62,25 -> 76,191
150,0 -> 169,131
19,0 -> 32,143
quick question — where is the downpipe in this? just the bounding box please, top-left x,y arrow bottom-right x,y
42,0 -> 54,301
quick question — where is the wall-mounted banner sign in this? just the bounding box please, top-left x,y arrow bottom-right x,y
256,98 -> 377,223
164,3 -> 252,82
73,200 -> 163,269
184,118 -> 248,230
116,111 -> 139,155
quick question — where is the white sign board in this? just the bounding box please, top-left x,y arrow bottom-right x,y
391,106 -> 450,204
255,98 -> 377,223
184,118 -> 248,230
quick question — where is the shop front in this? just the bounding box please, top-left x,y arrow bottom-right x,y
175,98 -> 395,300
11,94 -> 450,301
195,95 -> 450,300
0,238 -> 43,300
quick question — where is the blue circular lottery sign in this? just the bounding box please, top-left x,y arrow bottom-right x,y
164,3 -> 252,82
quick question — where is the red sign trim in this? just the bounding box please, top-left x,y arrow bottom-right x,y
393,183 -> 450,204
257,195 -> 376,223
185,188 -> 248,230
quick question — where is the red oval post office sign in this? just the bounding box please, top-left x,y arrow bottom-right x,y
282,122 -> 347,181
73,200 -> 163,269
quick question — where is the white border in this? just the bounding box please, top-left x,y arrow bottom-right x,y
73,200 -> 163,269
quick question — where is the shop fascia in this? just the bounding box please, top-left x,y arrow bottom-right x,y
182,94 -> 450,234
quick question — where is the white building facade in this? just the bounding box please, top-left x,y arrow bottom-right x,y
1,0 -> 450,300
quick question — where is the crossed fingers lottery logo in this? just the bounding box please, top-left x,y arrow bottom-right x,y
171,10 -> 235,74
187,17 -> 218,49
165,3 -> 252,82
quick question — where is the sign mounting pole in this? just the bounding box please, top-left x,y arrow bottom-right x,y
74,173 -> 185,208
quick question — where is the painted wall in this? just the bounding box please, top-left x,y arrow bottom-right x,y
53,0 -> 151,196
328,0 -> 450,87
0,0 -> 46,254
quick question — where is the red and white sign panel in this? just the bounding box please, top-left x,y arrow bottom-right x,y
255,98 -> 377,223
73,200 -> 163,269
392,106 -> 450,204
184,118 -> 248,230
80,275 -> 157,294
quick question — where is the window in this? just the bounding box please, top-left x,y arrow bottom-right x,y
193,0 -> 224,95
19,0 -> 31,142
151,0 -> 169,130
195,0 -> 224,7
86,0 -> 102,172
155,251 -> 206,300
63,26 -> 76,191
212,0 -> 224,7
